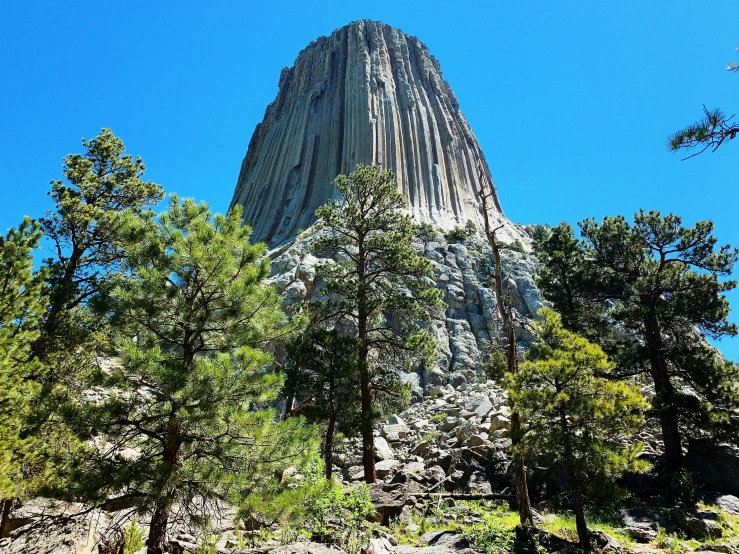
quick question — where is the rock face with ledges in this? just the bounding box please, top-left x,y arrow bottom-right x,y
230,20 -> 506,246
267,226 -> 542,393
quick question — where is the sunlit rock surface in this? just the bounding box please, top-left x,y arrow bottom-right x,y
230,20 -> 507,247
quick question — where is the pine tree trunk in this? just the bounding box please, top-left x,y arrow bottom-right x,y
147,421 -> 181,553
147,501 -> 171,554
505,322 -> 534,526
0,499 -> 12,539
358,236 -> 376,484
645,312 -> 682,472
360,357 -> 376,483
574,489 -> 588,549
511,412 -> 534,525
325,383 -> 336,480
659,409 -> 683,473
284,390 -> 295,420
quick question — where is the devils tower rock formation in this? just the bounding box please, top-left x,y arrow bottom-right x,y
230,19 -> 505,246
233,20 -> 542,389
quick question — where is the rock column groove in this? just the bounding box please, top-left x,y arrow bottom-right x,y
230,20 -> 505,246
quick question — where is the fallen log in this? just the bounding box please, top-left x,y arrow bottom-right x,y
407,492 -> 515,501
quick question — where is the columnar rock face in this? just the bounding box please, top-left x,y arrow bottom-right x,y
230,19 -> 504,246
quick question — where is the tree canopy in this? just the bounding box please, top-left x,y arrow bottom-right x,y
535,210 -> 739,472
312,164 -> 443,483
511,309 -> 648,547
60,197 -> 315,554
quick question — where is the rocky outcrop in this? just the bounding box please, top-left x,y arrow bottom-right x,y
268,225 -> 542,389
686,440 -> 739,496
230,20 -> 506,246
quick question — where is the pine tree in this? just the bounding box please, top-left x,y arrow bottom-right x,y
0,217 -> 46,535
312,165 -> 443,483
535,211 -> 739,473
511,309 -> 649,548
34,128 -> 163,367
283,329 -> 362,479
59,198 -> 316,554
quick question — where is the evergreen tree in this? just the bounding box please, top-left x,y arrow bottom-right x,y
312,165 -> 443,483
60,198 -> 315,554
511,309 -> 649,548
0,218 -> 46,535
283,329 -> 362,479
535,211 -> 739,472
2,130 -> 163,533
35,128 -> 163,367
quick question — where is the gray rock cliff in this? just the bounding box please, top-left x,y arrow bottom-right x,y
267,226 -> 543,394
230,20 -> 505,246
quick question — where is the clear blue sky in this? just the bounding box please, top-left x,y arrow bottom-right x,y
1,1 -> 737,358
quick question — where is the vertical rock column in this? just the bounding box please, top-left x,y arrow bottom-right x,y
230,19 -> 505,246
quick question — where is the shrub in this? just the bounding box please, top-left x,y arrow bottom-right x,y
122,521 -> 144,554
668,469 -> 696,505
307,482 -> 376,554
506,239 -> 526,253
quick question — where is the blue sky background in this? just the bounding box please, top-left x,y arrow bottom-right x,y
1,1 -> 738,358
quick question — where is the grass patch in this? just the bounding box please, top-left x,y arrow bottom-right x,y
536,507 -> 636,548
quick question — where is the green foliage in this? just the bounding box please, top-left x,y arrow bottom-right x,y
446,220 -> 477,242
307,482 -> 376,554
506,239 -> 526,253
535,211 -> 739,462
0,217 -> 74,501
283,329 -> 362,475
529,224 -> 551,246
8,130 -> 163,504
313,164 -> 443,479
483,343 -> 508,381
238,460 -> 332,529
510,309 -> 649,543
314,164 -> 443,371
122,521 -> 144,554
58,197 -> 316,545
668,106 -> 738,157
465,515 -> 515,554
533,222 -> 609,341
414,222 -> 441,247
668,45 -> 739,160
655,526 -> 685,553
196,536 -> 218,554
668,469 -> 697,505
36,128 -> 163,363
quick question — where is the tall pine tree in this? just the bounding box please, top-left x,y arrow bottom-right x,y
283,329 -> 362,479
312,165 -> 443,483
35,128 -> 163,367
60,198 -> 315,554
0,218 -> 46,535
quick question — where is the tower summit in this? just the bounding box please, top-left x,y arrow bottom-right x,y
230,20 -> 504,245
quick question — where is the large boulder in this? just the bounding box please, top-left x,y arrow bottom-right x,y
376,460 -> 401,479
374,437 -> 395,461
619,507 -> 666,542
396,531 -> 478,554
685,440 -> 739,496
700,492 -> 739,516
673,510 -> 723,540
369,485 -> 407,525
